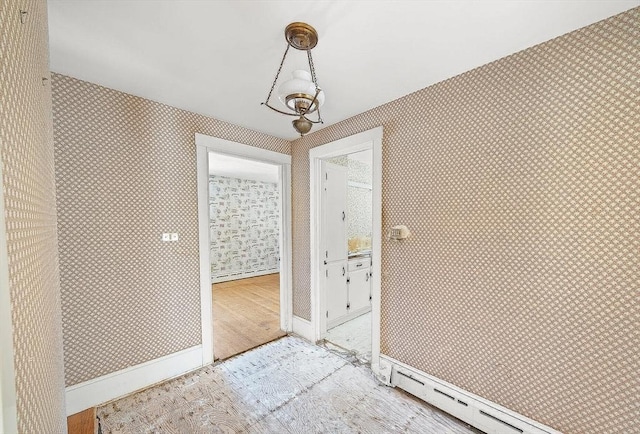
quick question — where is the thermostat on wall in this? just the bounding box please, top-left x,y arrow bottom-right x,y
389,225 -> 410,240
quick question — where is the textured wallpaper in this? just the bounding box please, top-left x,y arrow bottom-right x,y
209,175 -> 279,281
52,74 -> 290,386
346,158 -> 373,245
325,155 -> 374,245
347,185 -> 372,245
291,8 -> 639,434
0,1 -> 67,432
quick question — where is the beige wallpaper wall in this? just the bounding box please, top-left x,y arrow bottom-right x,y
52,74 -> 290,386
291,9 -> 639,434
0,1 -> 67,432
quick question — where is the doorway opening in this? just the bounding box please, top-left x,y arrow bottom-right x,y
196,133 -> 293,366
208,152 -> 285,360
322,149 -> 374,362
309,127 -> 383,369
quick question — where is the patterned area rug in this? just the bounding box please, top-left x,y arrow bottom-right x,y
97,336 -> 478,433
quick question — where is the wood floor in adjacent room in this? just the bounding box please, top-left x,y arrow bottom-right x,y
212,273 -> 286,360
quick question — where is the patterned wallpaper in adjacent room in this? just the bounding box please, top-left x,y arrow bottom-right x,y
210,176 -> 279,282
345,156 -> 373,247
347,185 -> 372,247
52,73 -> 289,386
0,1 -> 67,432
291,8 -> 639,434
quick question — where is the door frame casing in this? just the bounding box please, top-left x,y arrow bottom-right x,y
309,126 -> 383,368
196,133 -> 293,364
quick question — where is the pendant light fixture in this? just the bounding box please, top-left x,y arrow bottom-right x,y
262,22 -> 324,136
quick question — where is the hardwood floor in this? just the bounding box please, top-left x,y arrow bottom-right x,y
212,273 -> 286,360
67,408 -> 94,434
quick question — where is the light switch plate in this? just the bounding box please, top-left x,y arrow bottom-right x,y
171,233 -> 179,241
162,233 -> 171,242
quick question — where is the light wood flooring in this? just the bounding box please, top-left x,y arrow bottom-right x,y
212,273 -> 286,360
67,408 -> 94,434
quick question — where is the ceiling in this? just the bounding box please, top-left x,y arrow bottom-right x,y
48,1 -> 638,140
209,152 -> 279,184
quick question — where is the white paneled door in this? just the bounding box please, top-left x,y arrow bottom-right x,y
321,162 -> 348,263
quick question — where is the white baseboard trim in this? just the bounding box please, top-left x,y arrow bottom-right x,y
211,269 -> 278,284
291,316 -> 315,342
381,355 -> 561,434
65,345 -> 203,415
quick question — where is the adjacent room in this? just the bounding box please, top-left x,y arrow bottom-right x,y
208,152 -> 286,360
1,2 -> 638,434
322,149 -> 374,363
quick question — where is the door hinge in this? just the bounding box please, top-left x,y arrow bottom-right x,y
325,172 -> 328,180
326,310 -> 329,318
369,295 -> 372,301
326,269 -> 328,277
347,302 -> 351,309
325,250 -> 328,258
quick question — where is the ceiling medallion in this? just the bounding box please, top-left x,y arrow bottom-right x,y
261,22 -> 325,136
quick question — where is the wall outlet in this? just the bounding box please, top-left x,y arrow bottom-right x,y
162,233 -> 171,242
170,233 -> 179,241
389,225 -> 410,240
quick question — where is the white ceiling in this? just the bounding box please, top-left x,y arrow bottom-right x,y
48,1 -> 638,140
209,152 -> 279,184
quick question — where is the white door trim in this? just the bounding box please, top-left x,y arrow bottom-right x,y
195,133 -> 293,364
309,127 -> 383,370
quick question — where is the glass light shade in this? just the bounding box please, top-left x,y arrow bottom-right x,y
278,70 -> 325,114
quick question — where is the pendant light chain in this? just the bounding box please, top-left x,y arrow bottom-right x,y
307,50 -> 323,123
307,50 -> 319,88
264,43 -> 291,104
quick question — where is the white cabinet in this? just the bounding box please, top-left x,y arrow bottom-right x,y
326,256 -> 372,329
348,267 -> 371,314
322,162 -> 348,263
321,159 -> 372,329
326,261 -> 348,324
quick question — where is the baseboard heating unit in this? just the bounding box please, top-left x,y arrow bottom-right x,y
379,355 -> 562,434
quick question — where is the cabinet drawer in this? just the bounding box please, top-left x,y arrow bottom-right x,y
348,257 -> 370,271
